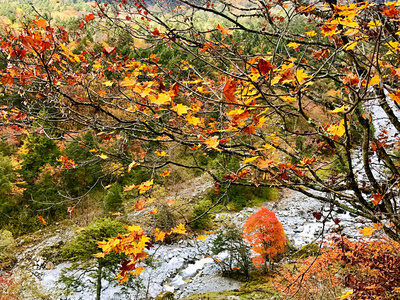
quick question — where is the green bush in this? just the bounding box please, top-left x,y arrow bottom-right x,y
191,199 -> 213,229
103,184 -> 123,212
211,227 -> 252,278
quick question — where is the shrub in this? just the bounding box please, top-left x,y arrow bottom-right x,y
243,207 -> 286,270
211,227 -> 252,278
277,234 -> 400,300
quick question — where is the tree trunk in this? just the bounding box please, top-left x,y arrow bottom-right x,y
96,263 -> 102,300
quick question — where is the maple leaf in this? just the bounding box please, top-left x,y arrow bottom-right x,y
136,179 -> 153,194
305,30 -> 317,36
197,235 -> 209,241
38,216 -> 47,225
326,119 -> 346,137
172,104 -> 190,116
296,69 -> 311,84
359,227 -> 373,236
148,208 -> 158,214
135,199 -> 146,211
159,170 -> 171,177
85,14 -> 95,22
155,150 -> 169,157
97,153 -> 108,159
258,58 -> 273,76
216,24 -> 229,34
204,136 -> 221,151
170,223 -> 186,234
35,18 -> 47,28
149,93 -> 170,106
166,199 -> 174,205
372,192 -> 383,206
389,91 -> 400,104
89,148 -> 99,153
329,105 -> 348,113
223,80 -> 237,103
154,229 -> 167,242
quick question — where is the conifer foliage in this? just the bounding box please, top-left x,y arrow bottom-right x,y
243,207 -> 286,269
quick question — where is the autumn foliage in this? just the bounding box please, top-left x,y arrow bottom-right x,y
278,232 -> 400,300
243,207 -> 286,269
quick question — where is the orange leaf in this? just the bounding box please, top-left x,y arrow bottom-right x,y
38,216 -> 47,225
135,199 -> 146,211
36,18 -> 47,28
223,80 -> 237,103
372,192 -> 383,206
204,136 -> 220,151
216,24 -> 229,34
159,170 -> 171,177
98,90 -> 106,97
85,13 -> 95,22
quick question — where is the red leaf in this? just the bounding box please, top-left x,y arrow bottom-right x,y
258,58 -> 273,76
313,212 -> 322,220
214,181 -> 220,194
78,21 -> 85,29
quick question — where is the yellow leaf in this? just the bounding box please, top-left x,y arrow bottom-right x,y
345,41 -> 357,51
103,81 -> 113,87
326,119 -> 346,137
186,114 -> 202,126
338,290 -> 353,299
148,208 -> 158,214
368,74 -> 380,87
97,153 -> 108,159
197,86 -> 211,94
154,229 -> 166,242
93,64 -> 102,69
104,185 -> 112,190
368,20 -> 381,29
197,235 -> 209,241
287,42 -> 300,48
296,69 -> 311,84
243,156 -> 260,164
172,104 -> 190,116
93,252 -> 105,258
329,105 -> 348,113
133,266 -> 145,276
155,150 -> 169,157
171,223 -> 186,234
89,148 -> 99,153
204,136 -> 220,151
150,93 -> 170,106
227,109 -> 245,116
282,96 -> 296,103
359,227 -> 373,236
159,170 -> 171,177
305,30 -> 317,36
